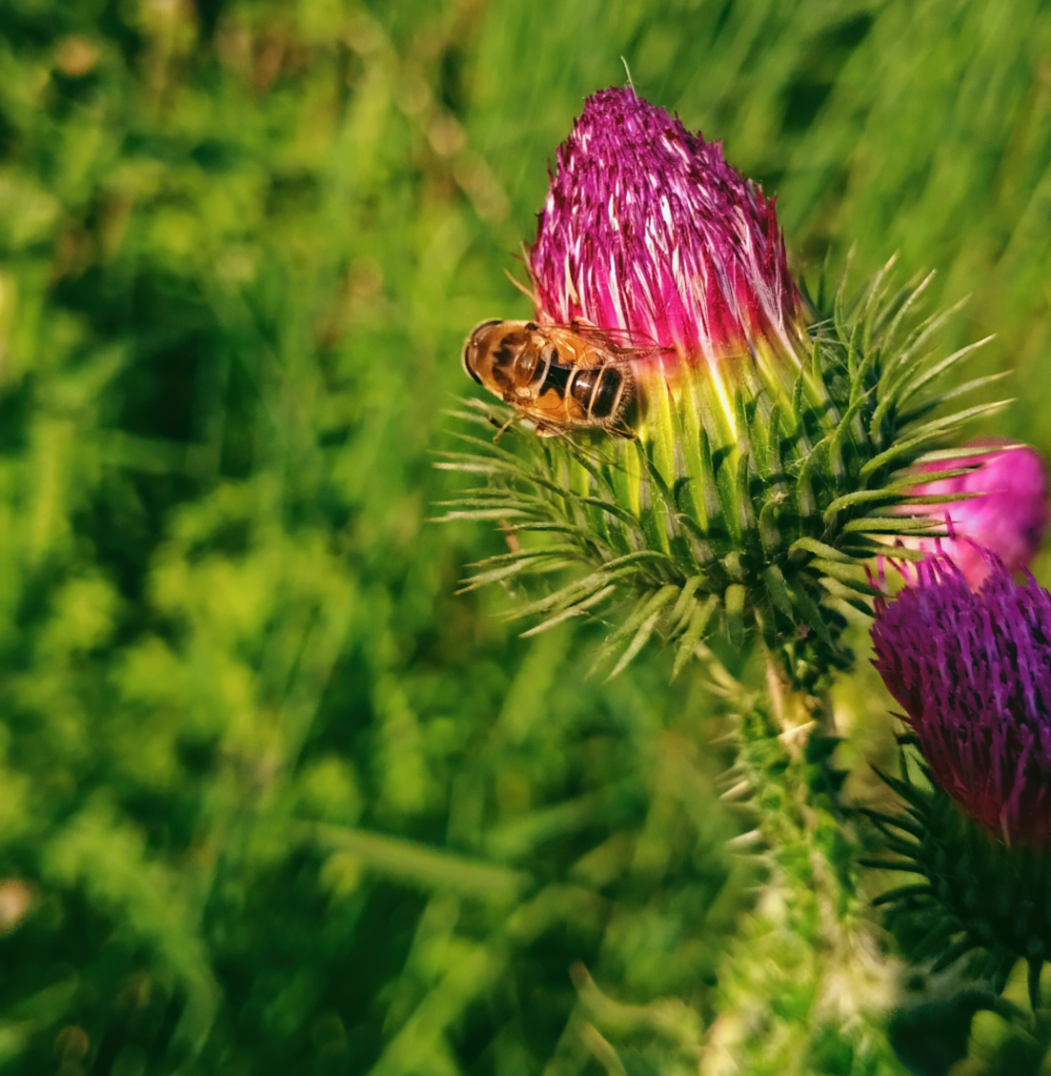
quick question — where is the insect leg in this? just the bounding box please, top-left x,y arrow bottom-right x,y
490,412 -> 520,441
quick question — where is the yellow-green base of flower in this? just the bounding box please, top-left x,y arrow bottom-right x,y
439,264 -> 1006,681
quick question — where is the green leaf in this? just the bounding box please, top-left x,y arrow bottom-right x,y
878,269 -> 935,354
860,396 -> 1013,478
818,576 -> 874,613
519,584 -> 619,637
762,565 -> 794,617
598,585 -> 680,677
724,583 -> 746,647
899,370 -> 1011,424
789,585 -> 832,645
432,508 -> 533,522
842,517 -> 944,535
896,335 -> 995,404
788,537 -> 853,563
457,559 -> 538,592
508,566 -> 642,621
672,595 -> 720,680
578,496 -> 640,528
668,574 -> 705,633
810,560 -> 876,595
468,543 -> 592,568
308,823 -> 531,898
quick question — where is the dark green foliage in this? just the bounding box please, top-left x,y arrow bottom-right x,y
888,990 -> 1003,1076
866,762 -> 1051,1013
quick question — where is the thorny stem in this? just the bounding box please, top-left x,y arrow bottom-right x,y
764,649 -> 826,759
698,648 -> 906,1076
541,641 -> 908,1075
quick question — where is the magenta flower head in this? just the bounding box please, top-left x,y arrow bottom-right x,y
872,555 -> 1051,845
904,440 -> 1049,588
869,556 -> 1051,1002
529,88 -> 803,366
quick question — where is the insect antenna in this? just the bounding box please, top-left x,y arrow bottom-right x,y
621,56 -> 637,95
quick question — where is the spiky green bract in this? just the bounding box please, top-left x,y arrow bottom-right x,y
865,761 -> 1051,1013
442,265 -> 1003,680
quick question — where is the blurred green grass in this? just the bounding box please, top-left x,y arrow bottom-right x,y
0,0 -> 1049,1073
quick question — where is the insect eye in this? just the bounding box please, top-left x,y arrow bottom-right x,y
462,345 -> 484,385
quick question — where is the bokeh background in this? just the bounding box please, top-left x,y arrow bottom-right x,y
0,1 -> 1050,1073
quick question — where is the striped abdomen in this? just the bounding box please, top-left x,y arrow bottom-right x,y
539,361 -> 632,423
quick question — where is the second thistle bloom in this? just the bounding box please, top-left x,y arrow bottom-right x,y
905,441 -> 1048,587
872,556 -> 1051,845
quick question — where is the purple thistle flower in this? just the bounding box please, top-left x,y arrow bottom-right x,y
904,441 -> 1049,588
872,555 -> 1051,846
528,88 -> 802,364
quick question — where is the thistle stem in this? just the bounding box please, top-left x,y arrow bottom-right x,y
698,648 -> 908,1075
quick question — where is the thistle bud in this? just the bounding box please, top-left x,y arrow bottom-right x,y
529,89 -> 809,467
868,557 -> 1051,1003
530,88 -> 802,363
447,88 -> 1006,678
902,441 -> 1048,588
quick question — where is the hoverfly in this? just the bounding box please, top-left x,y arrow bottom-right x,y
461,319 -> 666,438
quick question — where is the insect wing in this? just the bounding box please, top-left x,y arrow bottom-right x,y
543,320 -> 671,360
